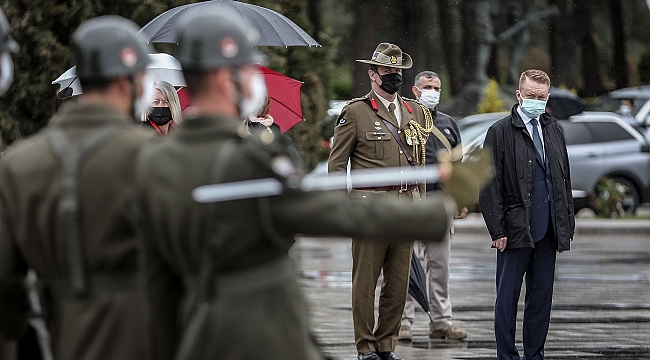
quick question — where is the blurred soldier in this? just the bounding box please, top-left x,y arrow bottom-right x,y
0,8 -> 18,360
328,43 -> 434,360
0,16 -> 156,360
135,8 -> 492,360
399,71 -> 468,341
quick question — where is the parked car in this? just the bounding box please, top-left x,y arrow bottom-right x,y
588,85 -> 650,139
458,112 -> 650,214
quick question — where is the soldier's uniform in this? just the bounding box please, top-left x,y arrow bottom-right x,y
0,17 -> 156,360
135,11 -> 454,360
0,8 -> 19,360
328,44 -> 433,358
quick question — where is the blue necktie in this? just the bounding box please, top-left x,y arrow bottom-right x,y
530,118 -> 544,161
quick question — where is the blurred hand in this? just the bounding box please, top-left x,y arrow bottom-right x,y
440,148 -> 493,209
455,207 -> 468,219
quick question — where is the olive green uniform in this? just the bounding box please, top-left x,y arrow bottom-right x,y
328,91 -> 430,354
0,102 -> 156,360
135,114 -> 451,360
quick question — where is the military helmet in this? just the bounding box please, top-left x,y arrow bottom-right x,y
174,7 -> 265,72
73,16 -> 153,82
0,8 -> 18,52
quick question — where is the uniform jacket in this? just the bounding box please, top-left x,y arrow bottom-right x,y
135,115 -> 451,360
328,91 -> 429,193
425,109 -> 461,192
479,105 -> 575,251
0,102 -> 156,360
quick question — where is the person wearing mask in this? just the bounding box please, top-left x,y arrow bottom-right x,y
0,16 -> 157,360
398,71 -> 468,341
135,11 -> 492,360
142,80 -> 182,136
480,69 -> 574,360
328,43 -> 435,360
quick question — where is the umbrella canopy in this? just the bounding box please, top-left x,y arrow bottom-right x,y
261,66 -> 303,133
408,250 -> 434,322
52,53 -> 186,98
548,86 -> 586,120
139,0 -> 320,47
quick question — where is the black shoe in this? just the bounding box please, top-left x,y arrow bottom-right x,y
377,352 -> 404,360
357,352 -> 382,360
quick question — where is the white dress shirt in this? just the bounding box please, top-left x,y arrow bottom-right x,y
376,93 -> 402,126
516,106 -> 545,158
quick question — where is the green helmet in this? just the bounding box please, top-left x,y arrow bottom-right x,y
0,8 -> 18,52
73,16 -> 153,82
174,7 -> 265,72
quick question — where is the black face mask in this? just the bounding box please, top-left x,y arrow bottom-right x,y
148,107 -> 173,126
376,72 -> 403,95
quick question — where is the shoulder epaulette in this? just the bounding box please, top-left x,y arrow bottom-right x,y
346,95 -> 369,105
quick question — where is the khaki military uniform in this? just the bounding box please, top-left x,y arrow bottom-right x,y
135,115 -> 450,360
0,102 -> 156,360
328,91 -> 430,354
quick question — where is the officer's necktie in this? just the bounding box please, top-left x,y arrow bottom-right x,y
388,103 -> 399,126
530,118 -> 544,160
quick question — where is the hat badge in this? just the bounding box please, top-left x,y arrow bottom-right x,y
120,47 -> 137,67
390,55 -> 398,64
220,37 -> 239,59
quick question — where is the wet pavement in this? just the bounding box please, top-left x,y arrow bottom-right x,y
292,218 -> 650,360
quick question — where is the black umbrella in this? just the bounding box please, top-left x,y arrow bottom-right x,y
408,250 -> 434,322
139,0 -> 320,47
548,87 -> 586,120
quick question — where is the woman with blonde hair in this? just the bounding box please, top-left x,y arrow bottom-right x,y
142,80 -> 182,136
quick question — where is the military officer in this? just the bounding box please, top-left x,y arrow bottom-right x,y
133,9 -> 481,360
0,16 -> 156,360
328,43 -> 435,360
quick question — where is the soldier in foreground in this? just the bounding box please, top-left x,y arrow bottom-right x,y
0,16 -> 156,360
0,8 -> 19,360
135,8 -> 490,360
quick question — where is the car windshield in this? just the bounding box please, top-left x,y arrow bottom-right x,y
588,96 -> 648,117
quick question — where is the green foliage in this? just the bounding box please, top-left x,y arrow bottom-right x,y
477,79 -> 507,114
254,0 -> 335,170
638,47 -> 650,84
590,177 -> 628,218
0,0 -> 183,146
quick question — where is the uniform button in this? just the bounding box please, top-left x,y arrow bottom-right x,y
399,190 -> 403,193
398,130 -> 401,134
399,150 -> 403,154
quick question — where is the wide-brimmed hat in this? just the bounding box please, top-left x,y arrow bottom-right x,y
356,42 -> 412,69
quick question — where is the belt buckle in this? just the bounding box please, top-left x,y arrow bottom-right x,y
400,179 -> 408,191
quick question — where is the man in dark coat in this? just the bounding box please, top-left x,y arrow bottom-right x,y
0,16 -> 156,360
479,69 -> 575,360
135,9 -> 487,360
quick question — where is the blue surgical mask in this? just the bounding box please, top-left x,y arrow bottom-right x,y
519,98 -> 547,118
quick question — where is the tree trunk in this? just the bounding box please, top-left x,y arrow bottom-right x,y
307,0 -> 323,44
576,0 -> 604,96
437,0 -> 462,94
461,0 -> 492,85
352,0 -> 379,96
610,0 -> 628,88
548,0 -> 578,88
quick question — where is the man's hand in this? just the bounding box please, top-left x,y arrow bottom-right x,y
492,237 -> 507,252
455,207 -> 468,219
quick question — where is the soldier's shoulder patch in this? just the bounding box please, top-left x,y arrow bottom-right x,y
337,118 -> 348,126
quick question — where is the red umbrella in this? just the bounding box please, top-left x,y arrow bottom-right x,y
260,66 -> 304,133
177,66 -> 304,134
